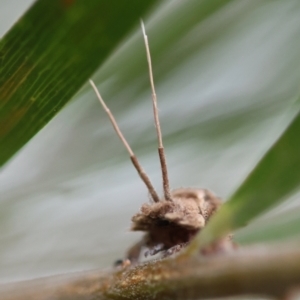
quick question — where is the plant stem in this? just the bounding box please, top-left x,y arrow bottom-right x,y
1,243 -> 300,300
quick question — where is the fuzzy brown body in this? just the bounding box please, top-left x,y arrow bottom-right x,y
127,188 -> 221,262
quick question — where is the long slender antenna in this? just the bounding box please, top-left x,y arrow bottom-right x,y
141,21 -> 172,202
89,79 -> 160,203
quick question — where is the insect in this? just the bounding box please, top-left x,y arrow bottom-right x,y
89,22 -> 222,265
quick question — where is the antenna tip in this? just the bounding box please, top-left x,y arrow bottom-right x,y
140,19 -> 146,36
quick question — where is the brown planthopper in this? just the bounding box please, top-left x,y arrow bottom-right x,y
89,21 -> 224,265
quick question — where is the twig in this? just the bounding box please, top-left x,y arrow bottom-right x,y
2,243 -> 300,300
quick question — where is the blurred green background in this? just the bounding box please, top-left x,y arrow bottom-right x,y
1,0 -> 300,283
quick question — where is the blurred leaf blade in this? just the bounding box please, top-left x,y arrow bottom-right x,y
188,100 -> 300,249
0,0 -> 159,167
229,109 -> 300,226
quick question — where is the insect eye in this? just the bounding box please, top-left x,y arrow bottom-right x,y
204,194 -> 210,201
157,219 -> 170,226
114,259 -> 124,267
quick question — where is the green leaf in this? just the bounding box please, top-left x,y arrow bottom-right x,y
188,100 -> 300,250
236,203 -> 300,244
0,0 -> 159,167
